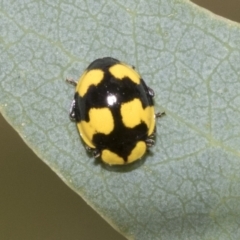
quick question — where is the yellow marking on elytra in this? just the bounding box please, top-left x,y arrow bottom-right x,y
77,121 -> 95,148
77,108 -> 114,148
89,108 -> 114,134
76,69 -> 104,97
101,150 -> 125,165
120,98 -> 155,135
127,141 -> 146,163
109,64 -> 140,84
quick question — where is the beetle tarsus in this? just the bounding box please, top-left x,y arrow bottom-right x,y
85,146 -> 100,158
145,138 -> 155,147
92,149 -> 100,158
147,87 -> 155,97
155,112 -> 165,118
69,100 -> 76,121
66,78 -> 78,86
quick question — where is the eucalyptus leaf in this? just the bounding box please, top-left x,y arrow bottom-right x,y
1,0 -> 240,239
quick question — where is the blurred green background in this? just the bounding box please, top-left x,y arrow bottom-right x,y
1,1 -> 240,239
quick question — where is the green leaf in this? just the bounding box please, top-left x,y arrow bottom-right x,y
1,0 -> 240,239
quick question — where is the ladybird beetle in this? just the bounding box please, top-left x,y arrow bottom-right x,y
67,57 -> 164,165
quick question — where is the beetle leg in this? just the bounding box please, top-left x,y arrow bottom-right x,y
66,78 -> 78,86
85,146 -> 100,158
155,112 -> 165,118
147,87 -> 155,97
145,137 -> 155,148
146,111 -> 166,148
148,133 -> 155,138
85,146 -> 92,152
69,100 -> 76,121
92,149 -> 101,158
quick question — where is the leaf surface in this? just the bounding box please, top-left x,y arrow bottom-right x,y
1,0 -> 240,239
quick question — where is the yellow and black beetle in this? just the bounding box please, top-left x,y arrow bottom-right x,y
67,57 -> 164,165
